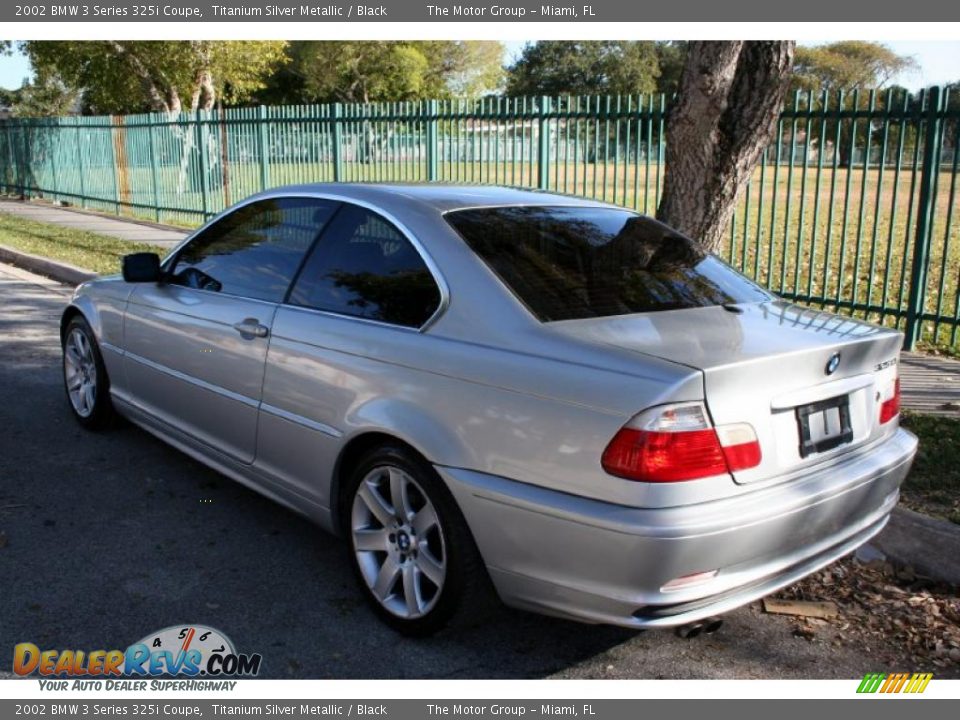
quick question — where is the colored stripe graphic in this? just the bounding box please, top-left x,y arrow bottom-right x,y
906,673 -> 934,694
857,673 -> 933,694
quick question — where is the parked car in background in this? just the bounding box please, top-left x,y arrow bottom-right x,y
61,184 -> 917,635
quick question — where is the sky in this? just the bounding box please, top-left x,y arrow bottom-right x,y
1,40 -> 957,92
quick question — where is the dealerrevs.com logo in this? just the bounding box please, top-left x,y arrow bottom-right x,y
13,625 -> 262,688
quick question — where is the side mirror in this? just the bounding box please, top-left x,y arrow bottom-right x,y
122,253 -> 161,283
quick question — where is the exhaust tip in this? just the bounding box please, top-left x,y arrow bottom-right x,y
675,617 -> 723,638
702,617 -> 723,635
675,621 -> 704,639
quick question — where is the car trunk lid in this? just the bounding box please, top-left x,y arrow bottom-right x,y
549,300 -> 903,484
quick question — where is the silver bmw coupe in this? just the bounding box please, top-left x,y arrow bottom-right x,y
61,184 -> 917,635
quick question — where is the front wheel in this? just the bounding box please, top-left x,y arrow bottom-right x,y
343,444 -> 492,636
62,316 -> 115,430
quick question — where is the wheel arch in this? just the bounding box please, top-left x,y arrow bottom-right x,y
329,431 -> 434,537
60,299 -> 102,346
327,394 -> 481,536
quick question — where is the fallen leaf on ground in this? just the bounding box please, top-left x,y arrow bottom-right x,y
775,557 -> 960,669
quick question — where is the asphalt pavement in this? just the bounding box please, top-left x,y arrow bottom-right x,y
0,261 -> 936,680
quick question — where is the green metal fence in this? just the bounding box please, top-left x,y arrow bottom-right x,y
1,89 -> 958,349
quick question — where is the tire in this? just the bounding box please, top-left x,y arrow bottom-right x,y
341,442 -> 494,636
62,316 -> 115,430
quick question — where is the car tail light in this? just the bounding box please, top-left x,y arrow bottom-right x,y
715,423 -> 764,471
879,378 -> 901,424
601,402 -> 762,483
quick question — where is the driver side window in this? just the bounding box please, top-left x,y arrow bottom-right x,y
170,197 -> 339,303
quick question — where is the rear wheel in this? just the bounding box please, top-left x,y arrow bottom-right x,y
62,316 -> 115,430
343,443 -> 492,636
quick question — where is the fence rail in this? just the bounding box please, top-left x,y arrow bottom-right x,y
1,89 -> 958,350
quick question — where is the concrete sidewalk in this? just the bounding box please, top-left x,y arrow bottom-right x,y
900,351 -> 960,416
0,198 -> 188,249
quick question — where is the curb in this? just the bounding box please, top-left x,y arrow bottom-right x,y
0,244 -> 97,286
872,506 -> 960,585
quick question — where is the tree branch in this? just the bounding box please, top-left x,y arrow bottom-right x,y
106,41 -> 181,114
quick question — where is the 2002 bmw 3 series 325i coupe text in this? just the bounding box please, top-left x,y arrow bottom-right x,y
61,184 -> 917,635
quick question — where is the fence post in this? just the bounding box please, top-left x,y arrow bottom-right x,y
1,121 -> 13,194
2,122 -> 10,194
74,118 -> 87,209
109,116 -> 121,214
195,110 -> 211,219
21,121 -> 32,199
0,123 -> 4,193
47,119 -> 60,204
538,95 -> 551,190
426,100 -> 439,182
147,114 -> 161,222
332,103 -> 343,182
17,122 -> 25,196
257,105 -> 270,190
904,86 -> 944,350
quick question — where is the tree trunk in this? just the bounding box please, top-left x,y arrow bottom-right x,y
190,68 -> 216,112
176,68 -> 217,195
175,119 -> 197,196
657,41 -> 795,251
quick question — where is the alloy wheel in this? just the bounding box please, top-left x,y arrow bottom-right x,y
64,327 -> 98,418
350,465 -> 447,619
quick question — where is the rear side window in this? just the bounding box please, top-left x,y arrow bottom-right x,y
169,197 -> 339,303
446,206 -> 770,322
288,204 -> 441,328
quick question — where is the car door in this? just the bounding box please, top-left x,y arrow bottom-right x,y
255,202 -> 443,504
122,196 -> 340,463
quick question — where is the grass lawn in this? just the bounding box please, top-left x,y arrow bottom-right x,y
0,211 -> 163,275
900,412 -> 960,525
917,341 -> 960,360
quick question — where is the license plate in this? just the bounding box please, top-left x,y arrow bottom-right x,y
796,394 -> 853,458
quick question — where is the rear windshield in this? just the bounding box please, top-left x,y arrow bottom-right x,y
446,206 -> 771,322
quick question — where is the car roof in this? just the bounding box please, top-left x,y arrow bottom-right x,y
255,183 -> 620,214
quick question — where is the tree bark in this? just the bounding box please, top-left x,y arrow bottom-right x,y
657,41 -> 795,251
190,68 -> 216,112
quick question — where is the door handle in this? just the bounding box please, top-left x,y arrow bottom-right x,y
232,318 -> 269,338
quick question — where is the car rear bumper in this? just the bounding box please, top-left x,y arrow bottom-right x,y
437,427 -> 917,628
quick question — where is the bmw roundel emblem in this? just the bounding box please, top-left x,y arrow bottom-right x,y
825,352 -> 841,375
